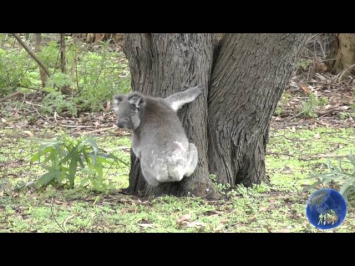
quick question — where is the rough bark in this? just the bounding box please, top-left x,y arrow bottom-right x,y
208,34 -> 310,186
123,34 -> 219,199
34,34 -> 47,88
60,34 -> 72,95
326,34 -> 355,79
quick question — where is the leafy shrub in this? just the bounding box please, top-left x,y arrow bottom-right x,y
306,151 -> 355,206
30,133 -> 126,191
1,35 -> 131,115
300,93 -> 319,118
0,47 -> 38,96
40,91 -> 78,116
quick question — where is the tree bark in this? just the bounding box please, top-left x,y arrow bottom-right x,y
208,34 -> 310,186
34,34 -> 47,88
123,34 -> 219,199
60,34 -> 72,95
326,34 -> 355,79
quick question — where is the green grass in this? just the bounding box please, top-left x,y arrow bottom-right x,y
0,126 -> 354,232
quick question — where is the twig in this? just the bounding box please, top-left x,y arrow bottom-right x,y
299,154 -> 349,161
12,34 -> 51,78
305,81 -> 342,86
80,127 -> 116,135
339,62 -> 355,81
266,152 -> 294,157
50,197 -> 66,233
31,103 -> 49,121
19,86 -> 46,92
62,214 -> 75,231
270,134 -> 298,142
317,107 -> 345,116
24,101 -> 42,107
0,91 -> 23,102
60,124 -> 97,128
288,111 -> 305,121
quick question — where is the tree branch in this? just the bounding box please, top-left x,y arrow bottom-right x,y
12,33 -> 51,78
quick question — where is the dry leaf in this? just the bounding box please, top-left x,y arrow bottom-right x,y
313,133 -> 321,139
300,84 -> 310,94
177,214 -> 191,223
23,131 -> 34,137
185,221 -> 205,228
278,228 -> 291,233
215,224 -> 225,232
139,224 -> 154,228
259,207 -> 269,212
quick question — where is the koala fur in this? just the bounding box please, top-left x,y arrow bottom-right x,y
113,85 -> 203,186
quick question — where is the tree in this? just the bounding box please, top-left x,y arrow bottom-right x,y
122,33 -> 309,199
326,34 -> 355,79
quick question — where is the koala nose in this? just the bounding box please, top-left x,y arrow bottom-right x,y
117,117 -> 129,128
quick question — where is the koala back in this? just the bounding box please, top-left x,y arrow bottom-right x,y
132,96 -> 189,159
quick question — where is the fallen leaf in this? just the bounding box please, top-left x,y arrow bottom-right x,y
278,228 -> 291,233
139,224 -> 154,228
177,214 -> 191,223
259,207 -> 269,212
300,84 -> 310,94
23,131 -> 34,137
184,221 -> 205,228
313,133 -> 321,139
215,224 -> 225,232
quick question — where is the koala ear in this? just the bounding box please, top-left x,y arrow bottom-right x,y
128,93 -> 146,109
113,95 -> 124,113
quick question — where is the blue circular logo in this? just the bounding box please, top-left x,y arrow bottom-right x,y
306,188 -> 347,230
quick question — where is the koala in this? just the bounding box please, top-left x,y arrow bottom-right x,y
113,85 -> 203,187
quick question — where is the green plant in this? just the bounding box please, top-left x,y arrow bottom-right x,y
30,133 -> 125,190
46,72 -> 73,89
40,91 -> 78,116
305,151 -> 355,206
296,58 -> 312,71
0,47 -> 38,96
300,93 -> 318,118
75,41 -> 131,112
319,97 -> 328,106
339,112 -> 350,120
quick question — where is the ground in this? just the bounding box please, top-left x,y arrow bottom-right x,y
0,47 -> 355,232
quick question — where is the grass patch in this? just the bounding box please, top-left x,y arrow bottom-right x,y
0,126 -> 354,232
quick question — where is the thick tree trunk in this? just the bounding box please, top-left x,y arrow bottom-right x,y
326,34 -> 355,79
123,34 -> 219,199
208,34 -> 309,186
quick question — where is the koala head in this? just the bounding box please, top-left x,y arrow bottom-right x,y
113,92 -> 146,130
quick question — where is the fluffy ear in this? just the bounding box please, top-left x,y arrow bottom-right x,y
113,95 -> 124,113
128,92 -> 146,109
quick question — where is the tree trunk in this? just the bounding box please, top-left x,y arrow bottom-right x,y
60,34 -> 72,95
326,34 -> 355,79
123,34 -> 220,199
208,34 -> 309,186
34,34 -> 47,88
122,33 -> 309,198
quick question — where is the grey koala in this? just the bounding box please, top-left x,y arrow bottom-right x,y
113,85 -> 203,186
